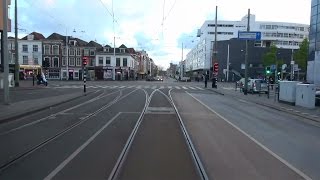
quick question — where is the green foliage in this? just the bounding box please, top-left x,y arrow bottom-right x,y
293,38 -> 308,71
262,45 -> 284,68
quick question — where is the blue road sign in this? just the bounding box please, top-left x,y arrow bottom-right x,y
238,31 -> 261,40
270,64 -> 276,70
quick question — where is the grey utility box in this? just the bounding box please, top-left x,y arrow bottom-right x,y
295,84 -> 316,109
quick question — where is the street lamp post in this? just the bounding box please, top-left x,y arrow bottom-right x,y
14,0 -> 19,86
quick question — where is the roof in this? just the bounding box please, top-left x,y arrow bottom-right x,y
119,44 -> 127,48
46,33 -> 65,41
75,38 -> 88,46
21,32 -> 45,40
86,41 -> 103,48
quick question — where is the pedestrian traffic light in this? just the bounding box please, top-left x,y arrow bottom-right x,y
213,63 -> 219,73
83,57 -> 88,66
265,66 -> 271,74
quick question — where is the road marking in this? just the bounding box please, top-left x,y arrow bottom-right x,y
119,86 -> 126,89
111,86 -> 118,89
144,85 -> 150,89
136,85 -> 142,88
168,86 -> 172,89
127,86 -> 135,88
182,86 -> 188,89
195,87 -> 204,90
189,86 -> 196,90
160,86 -> 165,89
44,112 -> 122,180
238,99 -> 249,103
151,86 -> 157,89
175,86 -> 181,89
186,92 -> 312,180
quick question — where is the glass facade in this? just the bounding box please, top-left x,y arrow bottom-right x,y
309,0 -> 319,61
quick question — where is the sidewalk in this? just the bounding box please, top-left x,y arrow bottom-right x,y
0,92 -> 84,124
10,80 -> 48,91
208,82 -> 320,123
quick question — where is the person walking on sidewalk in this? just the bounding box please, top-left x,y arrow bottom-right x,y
204,73 -> 208,88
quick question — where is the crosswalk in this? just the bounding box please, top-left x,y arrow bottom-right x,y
53,85 -> 205,90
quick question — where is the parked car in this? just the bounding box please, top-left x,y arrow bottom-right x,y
237,78 -> 268,94
154,76 -> 163,81
316,90 -> 320,106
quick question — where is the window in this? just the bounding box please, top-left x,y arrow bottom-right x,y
75,72 -> 79,78
69,57 -> 75,66
70,48 -> 75,56
34,57 -> 39,65
62,47 -> 67,56
76,48 -> 81,56
98,57 -> 103,65
90,50 -> 95,56
44,57 -> 50,67
62,57 -> 66,66
120,48 -> 125,53
22,45 -> 28,52
90,59 -> 95,66
23,56 -> 28,64
116,58 -> 121,66
84,49 -> 89,56
106,57 -> 111,65
123,58 -> 127,67
53,57 -> 59,67
76,57 -> 81,66
52,45 -> 59,55
44,45 -> 50,55
33,45 -> 38,52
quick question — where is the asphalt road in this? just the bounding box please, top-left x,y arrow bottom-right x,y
0,79 -> 318,179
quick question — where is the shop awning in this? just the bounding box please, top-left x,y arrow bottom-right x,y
20,65 -> 42,69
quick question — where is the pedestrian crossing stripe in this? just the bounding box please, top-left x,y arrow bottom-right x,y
53,85 -> 206,90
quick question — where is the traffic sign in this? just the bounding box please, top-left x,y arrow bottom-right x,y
238,31 -> 261,40
270,64 -> 276,70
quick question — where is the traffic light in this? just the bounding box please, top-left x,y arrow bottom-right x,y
83,57 -> 88,66
265,66 -> 271,74
42,59 -> 50,69
213,63 -> 219,73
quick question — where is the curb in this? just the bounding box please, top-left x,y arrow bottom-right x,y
221,90 -> 320,124
0,92 -> 91,125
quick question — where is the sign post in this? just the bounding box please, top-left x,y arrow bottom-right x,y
83,57 -> 88,95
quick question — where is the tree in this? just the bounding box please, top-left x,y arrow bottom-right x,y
293,38 -> 308,71
262,44 -> 284,68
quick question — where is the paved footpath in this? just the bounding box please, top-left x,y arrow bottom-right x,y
209,82 -> 320,123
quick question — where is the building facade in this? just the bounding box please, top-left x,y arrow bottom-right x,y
186,14 -> 309,73
95,44 -> 137,80
18,32 -> 45,79
42,33 -> 63,80
308,0 -> 320,85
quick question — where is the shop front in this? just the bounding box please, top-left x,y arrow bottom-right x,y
19,65 -> 42,80
103,66 -> 114,80
115,67 -> 122,81
47,68 -> 61,80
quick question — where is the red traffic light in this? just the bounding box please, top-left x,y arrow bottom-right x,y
213,63 -> 219,73
83,57 -> 88,65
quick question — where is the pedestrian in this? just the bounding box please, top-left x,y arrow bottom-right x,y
204,74 -> 208,88
269,76 -> 274,90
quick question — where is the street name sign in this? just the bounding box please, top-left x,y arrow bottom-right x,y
238,31 -> 261,40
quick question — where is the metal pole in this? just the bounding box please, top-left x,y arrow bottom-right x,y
212,5 -> 218,88
2,0 -> 9,104
83,65 -> 86,95
14,0 -> 19,86
290,49 -> 294,81
66,30 -> 69,80
244,9 -> 250,95
227,44 -> 230,82
112,0 -> 116,81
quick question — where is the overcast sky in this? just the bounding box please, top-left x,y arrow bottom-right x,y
9,0 -> 311,68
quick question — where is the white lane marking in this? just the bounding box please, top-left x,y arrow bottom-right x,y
44,113 -> 122,180
111,86 -> 118,89
195,86 -> 204,90
151,86 -> 157,89
168,86 -> 172,89
182,86 -> 188,89
127,86 -> 135,88
160,86 -> 165,89
189,86 -> 196,90
144,86 -> 150,89
119,86 -> 126,89
175,86 -> 181,89
186,92 -> 312,180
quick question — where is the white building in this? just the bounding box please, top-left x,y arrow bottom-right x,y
186,14 -> 309,72
95,44 -> 136,80
18,32 -> 45,78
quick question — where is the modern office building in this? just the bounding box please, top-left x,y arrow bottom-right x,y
186,14 -> 309,74
308,0 -> 320,85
